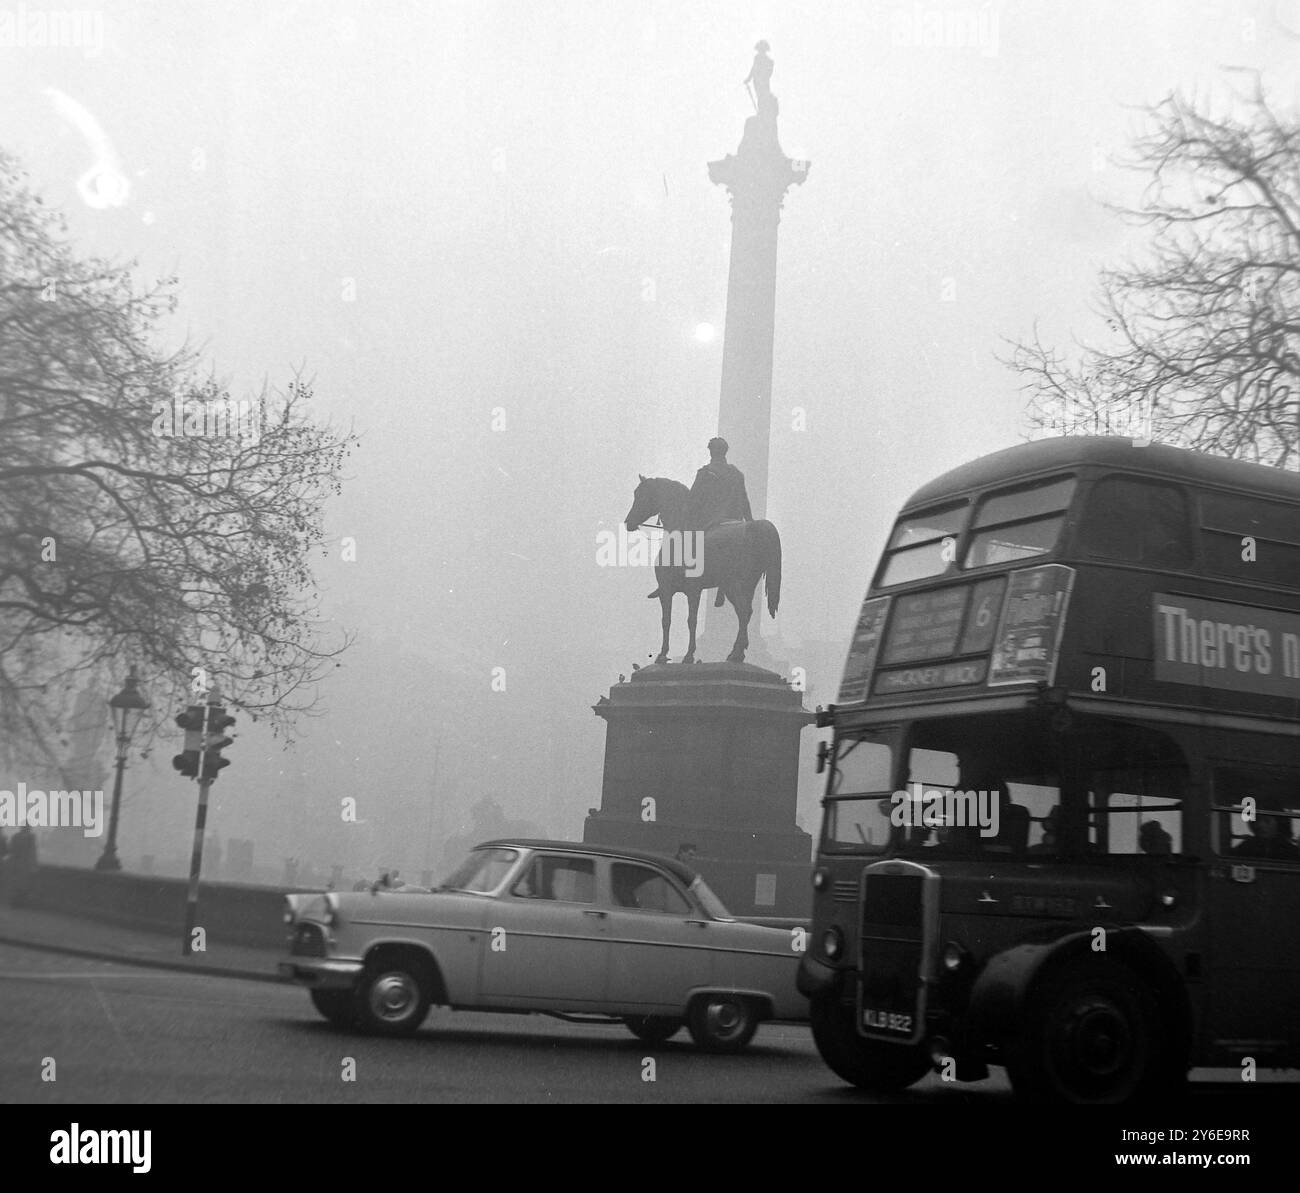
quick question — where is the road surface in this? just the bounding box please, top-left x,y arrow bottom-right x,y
1,942 -> 1292,1104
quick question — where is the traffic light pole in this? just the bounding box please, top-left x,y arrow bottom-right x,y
182,696 -> 214,956
174,685 -> 235,955
182,774 -> 213,955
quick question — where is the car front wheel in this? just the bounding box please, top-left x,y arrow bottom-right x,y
687,994 -> 759,1053
310,988 -> 357,1029
354,963 -> 432,1037
624,1015 -> 683,1044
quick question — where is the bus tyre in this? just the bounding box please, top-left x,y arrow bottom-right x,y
687,994 -> 759,1053
810,994 -> 931,1091
354,961 -> 432,1037
309,989 -> 357,1030
1005,958 -> 1173,1105
624,1016 -> 683,1044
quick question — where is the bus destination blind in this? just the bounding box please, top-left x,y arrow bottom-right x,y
880,587 -> 968,665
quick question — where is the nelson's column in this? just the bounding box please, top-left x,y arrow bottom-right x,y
583,43 -> 814,917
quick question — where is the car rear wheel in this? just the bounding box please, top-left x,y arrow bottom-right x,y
1004,958 -> 1178,1105
624,1015 -> 683,1045
687,994 -> 759,1053
354,962 -> 432,1037
310,989 -> 357,1030
809,994 -> 931,1091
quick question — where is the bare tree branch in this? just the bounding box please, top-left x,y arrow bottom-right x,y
0,149 -> 358,771
1005,80 -> 1300,468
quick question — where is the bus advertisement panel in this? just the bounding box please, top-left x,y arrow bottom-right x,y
1153,594 -> 1300,699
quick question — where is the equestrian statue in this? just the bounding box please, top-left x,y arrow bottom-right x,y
624,437 -> 781,665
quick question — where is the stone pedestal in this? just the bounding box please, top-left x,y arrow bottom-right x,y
584,661 -> 814,917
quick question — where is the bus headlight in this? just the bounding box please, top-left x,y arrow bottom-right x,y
812,868 -> 831,891
942,942 -> 968,973
821,926 -> 844,960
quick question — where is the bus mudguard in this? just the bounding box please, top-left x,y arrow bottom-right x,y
796,954 -> 839,1000
966,925 -> 1191,1053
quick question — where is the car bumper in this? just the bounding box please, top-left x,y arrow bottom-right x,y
278,958 -> 363,989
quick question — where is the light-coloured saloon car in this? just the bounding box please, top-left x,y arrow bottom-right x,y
280,839 -> 805,1051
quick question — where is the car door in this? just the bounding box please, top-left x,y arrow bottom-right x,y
603,861 -> 708,1013
477,852 -> 611,1009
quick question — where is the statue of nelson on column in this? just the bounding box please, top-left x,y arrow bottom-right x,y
744,40 -> 776,117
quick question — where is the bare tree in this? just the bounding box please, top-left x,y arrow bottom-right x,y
0,150 -> 356,771
1008,77 -> 1300,467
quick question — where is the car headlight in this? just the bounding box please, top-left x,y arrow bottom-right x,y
821,926 -> 844,960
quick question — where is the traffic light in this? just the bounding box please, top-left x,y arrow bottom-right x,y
172,705 -> 205,778
200,706 -> 236,780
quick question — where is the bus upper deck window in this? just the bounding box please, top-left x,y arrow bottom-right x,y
1201,493 -> 1300,588
877,503 -> 968,587
962,477 -> 1076,570
1078,477 -> 1193,568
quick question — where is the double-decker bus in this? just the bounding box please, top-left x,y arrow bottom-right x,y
799,436 -> 1300,1104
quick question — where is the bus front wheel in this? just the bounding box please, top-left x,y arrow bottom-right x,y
810,995 -> 931,1092
1005,958 -> 1179,1105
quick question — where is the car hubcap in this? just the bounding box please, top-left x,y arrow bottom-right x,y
369,972 -> 417,1022
706,999 -> 745,1040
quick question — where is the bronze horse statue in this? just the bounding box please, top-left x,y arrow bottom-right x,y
624,475 -> 781,665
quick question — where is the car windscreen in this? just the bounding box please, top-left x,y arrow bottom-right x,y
439,847 -> 520,893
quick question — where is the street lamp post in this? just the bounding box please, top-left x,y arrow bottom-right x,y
95,667 -> 150,872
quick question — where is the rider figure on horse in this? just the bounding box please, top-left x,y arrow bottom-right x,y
648,437 -> 752,598
691,436 -> 754,528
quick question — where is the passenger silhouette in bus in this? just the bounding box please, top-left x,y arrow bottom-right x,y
1232,812 -> 1300,861
1138,819 -> 1173,856
1138,820 -> 1172,855
935,771 -> 1011,854
1028,807 -> 1061,855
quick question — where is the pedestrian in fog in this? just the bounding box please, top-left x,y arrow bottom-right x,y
9,825 -> 37,907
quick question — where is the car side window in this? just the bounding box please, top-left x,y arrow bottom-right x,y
609,862 -> 690,914
512,855 -> 596,903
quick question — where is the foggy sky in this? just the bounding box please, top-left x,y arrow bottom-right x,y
5,0 -> 1298,880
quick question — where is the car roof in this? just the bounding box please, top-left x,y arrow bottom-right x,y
474,838 -> 698,886
903,435 -> 1300,511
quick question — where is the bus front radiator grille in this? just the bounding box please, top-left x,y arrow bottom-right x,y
861,872 -> 924,934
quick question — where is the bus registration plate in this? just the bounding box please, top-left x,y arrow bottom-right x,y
862,1007 -> 913,1035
